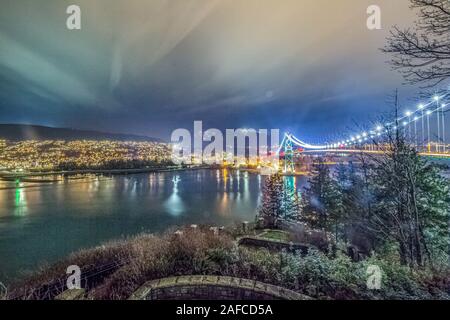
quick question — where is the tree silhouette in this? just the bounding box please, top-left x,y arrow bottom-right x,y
383,0 -> 450,87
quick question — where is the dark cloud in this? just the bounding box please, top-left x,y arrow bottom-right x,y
0,0 -> 417,140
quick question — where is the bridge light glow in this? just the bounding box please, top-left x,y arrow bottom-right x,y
279,91 -> 450,154
283,134 -> 327,150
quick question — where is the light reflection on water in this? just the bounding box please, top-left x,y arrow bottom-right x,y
164,176 -> 184,217
14,187 -> 27,217
0,169 -> 307,283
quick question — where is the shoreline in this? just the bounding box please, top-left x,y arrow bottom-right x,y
0,165 -> 212,180
0,166 -> 309,181
0,166 -> 313,187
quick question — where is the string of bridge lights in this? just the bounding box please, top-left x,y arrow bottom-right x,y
326,93 -> 450,149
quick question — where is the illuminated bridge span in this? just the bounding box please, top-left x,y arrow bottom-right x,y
278,93 -> 450,173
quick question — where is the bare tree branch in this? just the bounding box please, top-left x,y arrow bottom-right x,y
383,0 -> 450,88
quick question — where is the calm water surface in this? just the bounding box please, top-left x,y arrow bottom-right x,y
0,169 -> 306,283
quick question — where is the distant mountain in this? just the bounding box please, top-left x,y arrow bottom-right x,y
0,124 -> 163,142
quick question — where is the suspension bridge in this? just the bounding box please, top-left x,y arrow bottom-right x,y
277,93 -> 450,173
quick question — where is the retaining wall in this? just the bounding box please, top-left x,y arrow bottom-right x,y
129,275 -> 312,300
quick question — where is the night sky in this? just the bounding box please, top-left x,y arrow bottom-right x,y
0,0 -> 418,142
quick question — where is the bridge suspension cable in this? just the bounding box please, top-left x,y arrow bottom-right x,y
278,92 -> 449,156
325,92 -> 449,151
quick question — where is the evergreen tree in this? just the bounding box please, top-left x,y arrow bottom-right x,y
257,173 -> 302,228
281,176 -> 302,221
336,162 -> 349,190
303,159 -> 343,235
337,159 -> 378,251
258,173 -> 284,229
368,132 -> 450,267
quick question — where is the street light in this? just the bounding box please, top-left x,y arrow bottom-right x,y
442,103 -> 447,153
414,116 -> 419,145
436,97 -> 441,152
426,110 -> 432,152
418,104 -> 425,150
405,111 -> 412,140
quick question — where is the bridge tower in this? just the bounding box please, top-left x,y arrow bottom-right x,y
284,137 -> 295,173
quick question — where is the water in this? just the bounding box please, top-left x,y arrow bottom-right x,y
0,169 -> 306,283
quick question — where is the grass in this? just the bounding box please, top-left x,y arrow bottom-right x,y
259,230 -> 291,242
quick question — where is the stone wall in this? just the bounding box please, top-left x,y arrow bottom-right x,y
129,275 -> 312,300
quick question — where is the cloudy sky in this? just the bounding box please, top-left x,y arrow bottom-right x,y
0,0 -> 417,141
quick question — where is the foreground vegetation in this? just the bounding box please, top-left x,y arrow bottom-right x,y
7,226 -> 449,300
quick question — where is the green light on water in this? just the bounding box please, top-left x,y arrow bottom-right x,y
14,186 -> 27,217
15,187 -> 21,206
